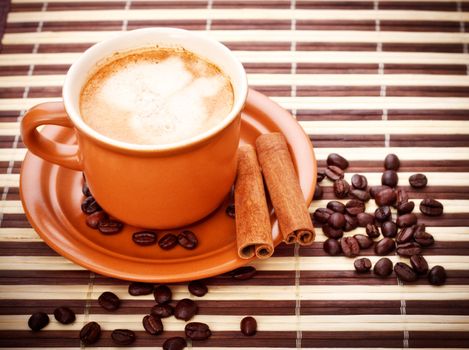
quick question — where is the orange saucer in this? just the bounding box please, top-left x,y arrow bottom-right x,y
19,89 -> 316,283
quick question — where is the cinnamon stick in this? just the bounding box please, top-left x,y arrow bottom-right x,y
235,144 -> 274,259
256,133 -> 315,245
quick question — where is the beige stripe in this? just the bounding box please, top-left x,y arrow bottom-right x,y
0,148 -> 27,161
0,174 -> 19,187
0,228 -> 41,242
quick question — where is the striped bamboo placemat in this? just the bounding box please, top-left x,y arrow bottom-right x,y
1,0 -> 469,348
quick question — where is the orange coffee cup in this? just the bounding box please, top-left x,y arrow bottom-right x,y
20,28 -> 248,229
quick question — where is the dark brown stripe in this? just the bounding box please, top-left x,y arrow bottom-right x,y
4,22 -> 38,34
310,135 -> 386,148
0,66 -> 29,76
379,2 -> 457,11
0,270 -> 92,285
297,86 -> 381,96
0,300 -> 86,315
1,44 -> 34,54
387,86 -> 469,97
296,20 -> 375,31
128,20 -> 207,30
381,20 -> 460,32
211,19 -> 290,29
9,3 -> 42,13
388,110 -> 469,121
298,110 -> 383,121
132,1 -> 207,9
297,63 -> 379,74
384,64 -> 467,75
409,331 -> 469,347
316,160 -> 469,173
383,43 -> 464,54
47,2 -> 126,10
224,42 -> 291,51
390,135 -> 469,148
213,0 -> 290,9
297,43 -> 377,51
296,1 -> 373,10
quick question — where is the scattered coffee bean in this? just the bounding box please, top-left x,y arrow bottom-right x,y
313,184 -> 323,200
381,221 -> 398,238
240,316 -> 257,336
384,154 -> 400,171
325,165 -> 344,181
351,174 -> 368,190
111,329 -> 136,346
226,204 -> 235,218
98,291 -> 120,311
350,189 -> 371,202
345,200 -> 365,216
185,322 -> 212,341
159,233 -> 178,250
328,212 -> 345,229
382,170 -> 398,187
317,169 -> 326,183
396,213 -> 417,228
98,217 -> 123,235
231,266 -> 257,280
396,242 -> 422,257
340,237 -> 360,257
28,312 -> 49,331
327,201 -> 345,213
374,258 -> 393,277
333,179 -> 350,198
82,181 -> 91,197
354,258 -> 372,273
128,282 -> 154,296
188,280 -> 208,297
397,201 -> 415,215
313,208 -> 333,223
178,230 -> 198,250
86,211 -> 107,229
344,214 -> 359,231
327,153 -> 349,170
53,306 -> 75,325
375,206 -> 391,222
154,285 -> 172,304
163,337 -> 187,350
420,198 -> 444,216
323,238 -> 342,256
374,237 -> 395,256
80,321 -> 101,345
357,212 -> 374,227
81,196 -> 101,215
410,255 -> 429,275
428,265 -> 447,286
369,185 -> 392,199
394,262 -> 418,282
375,188 -> 397,207
151,303 -> 173,318
132,231 -> 157,246
409,173 -> 428,189
414,230 -> 434,247
365,224 -> 380,239
354,234 -> 374,249
396,226 -> 416,244
143,314 -> 163,335
322,224 -> 343,239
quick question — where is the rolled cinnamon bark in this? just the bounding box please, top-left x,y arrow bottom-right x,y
235,144 -> 274,259
256,133 -> 315,245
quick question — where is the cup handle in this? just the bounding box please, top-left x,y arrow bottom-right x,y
20,102 -> 83,171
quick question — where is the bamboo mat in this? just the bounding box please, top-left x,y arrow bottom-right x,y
1,0 -> 469,348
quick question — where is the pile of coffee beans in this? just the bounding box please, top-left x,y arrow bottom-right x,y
314,153 -> 447,285
28,306 -> 77,332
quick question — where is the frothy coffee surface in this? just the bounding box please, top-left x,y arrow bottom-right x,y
80,48 -> 234,145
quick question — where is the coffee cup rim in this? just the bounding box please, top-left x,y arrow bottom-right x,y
63,27 -> 248,152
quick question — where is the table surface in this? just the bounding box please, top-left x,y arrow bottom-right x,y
1,0 -> 469,348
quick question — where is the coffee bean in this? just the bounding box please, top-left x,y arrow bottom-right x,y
357,213 -> 374,227
188,280 -> 208,297
151,303 -> 173,318
82,181 -> 91,197
80,321 -> 101,345
226,204 -> 235,218
375,188 -> 397,207
428,265 -> 447,286
420,198 -> 444,216
351,174 -> 368,190
396,226 -> 416,244
323,238 -> 342,256
344,214 -> 359,231
397,201 -> 415,215
317,169 -> 326,183
396,213 -> 417,228
98,291 -> 120,311
178,230 -> 198,250
374,237 -> 395,256
163,337 -> 187,350
154,285 -> 172,304
394,262 -> 418,282
365,224 -> 380,239
414,230 -> 434,247
86,211 -> 107,229
374,258 -> 393,277
327,201 -> 345,213
231,266 -> 256,280
396,242 -> 422,257
381,221 -> 398,238
313,208 -> 333,223
132,231 -> 157,246
328,212 -> 345,229
384,154 -> 400,171
396,188 -> 409,205
345,200 -> 365,216
313,184 -> 323,200
333,179 -> 349,198
53,307 -> 75,325
409,173 -> 428,189
325,165 -> 344,181
322,224 -> 343,239
327,153 -> 349,170
354,234 -> 373,249
143,314 -> 163,335
382,170 -> 398,187
375,206 -> 391,222
111,329 -> 136,346
81,196 -> 101,215
354,258 -> 372,273
128,282 -> 154,296
350,189 -> 371,202
340,237 -> 360,257
159,233 -> 178,250
369,185 -> 391,199
98,217 -> 123,235
410,255 -> 429,275
241,316 -> 257,336
28,312 -> 49,331
185,322 -> 212,341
